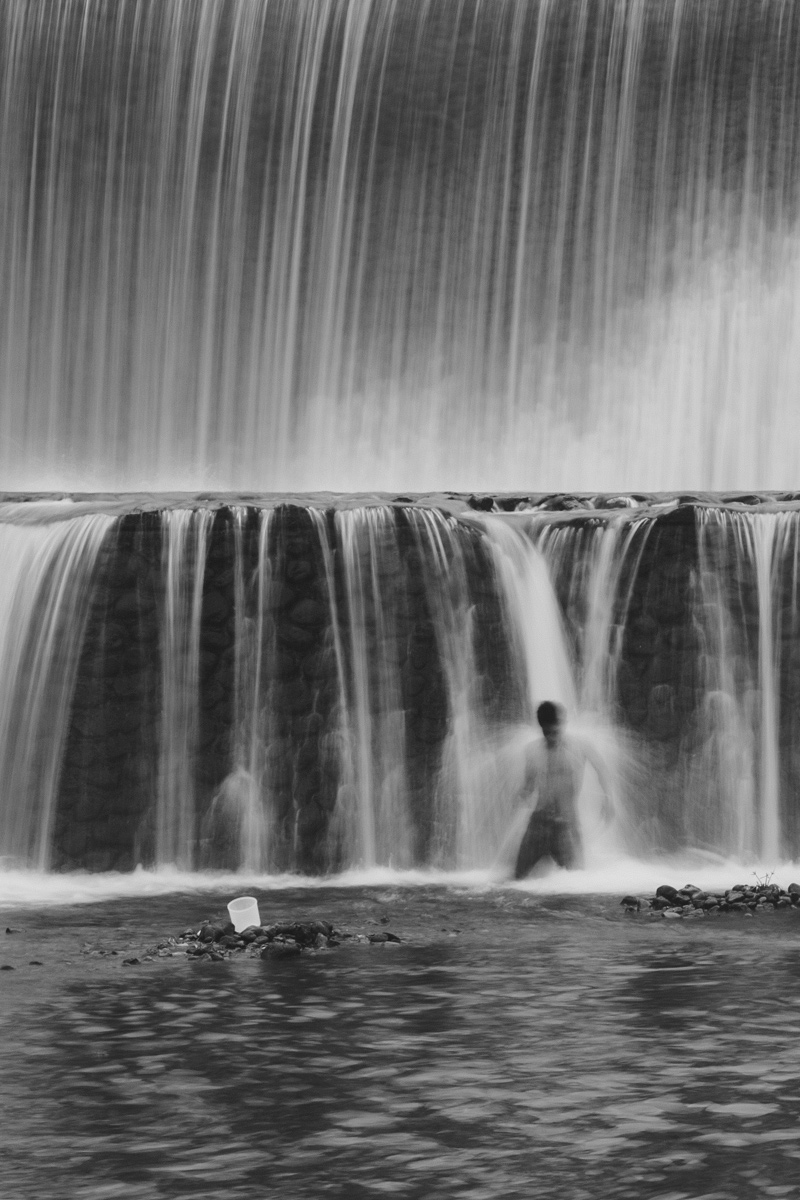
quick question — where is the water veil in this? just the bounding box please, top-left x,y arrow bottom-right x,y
2,1 -> 800,899
0,495 -> 796,902
1,0 -> 800,491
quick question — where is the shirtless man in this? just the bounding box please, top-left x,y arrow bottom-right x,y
514,700 -> 612,879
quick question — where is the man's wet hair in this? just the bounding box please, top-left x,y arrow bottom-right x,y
536,701 -> 563,729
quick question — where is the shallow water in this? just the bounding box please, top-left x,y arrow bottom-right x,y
2,887 -> 800,1199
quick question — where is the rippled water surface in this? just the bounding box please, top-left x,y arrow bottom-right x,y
2,887 -> 800,1199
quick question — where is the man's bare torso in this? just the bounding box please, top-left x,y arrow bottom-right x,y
524,736 -> 587,821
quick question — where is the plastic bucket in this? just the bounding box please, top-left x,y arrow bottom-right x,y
227,896 -> 261,932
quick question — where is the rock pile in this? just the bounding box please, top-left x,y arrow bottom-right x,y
150,916 -> 403,962
621,881 -> 800,918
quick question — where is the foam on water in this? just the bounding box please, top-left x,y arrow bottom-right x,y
1,858 -> 798,908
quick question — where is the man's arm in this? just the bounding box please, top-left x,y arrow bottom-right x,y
519,743 -> 541,807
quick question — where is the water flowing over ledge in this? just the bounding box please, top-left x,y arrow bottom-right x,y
2,0 -> 800,492
2,492 -> 800,887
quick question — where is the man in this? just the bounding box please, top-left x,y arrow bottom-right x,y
514,700 -> 613,879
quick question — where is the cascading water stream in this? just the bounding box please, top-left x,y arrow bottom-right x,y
695,508 -> 800,863
331,507 -> 412,868
533,512 -> 654,716
477,513 -> 648,866
752,515 -> 781,863
1,0 -> 800,490
213,507 -> 271,873
479,517 -> 576,717
2,499 -> 800,887
157,508 -> 214,868
0,505 -> 113,868
5,1 -> 800,896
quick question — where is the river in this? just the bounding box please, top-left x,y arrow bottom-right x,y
2,883 -> 800,1199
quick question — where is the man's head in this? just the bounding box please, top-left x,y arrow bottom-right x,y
536,701 -> 564,743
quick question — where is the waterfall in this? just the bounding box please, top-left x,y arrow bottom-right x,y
0,498 -> 800,876
157,509 -> 214,868
0,504 -> 113,868
694,508 -> 800,862
1,0 -> 799,490
6,0 -> 800,888
329,507 -> 413,868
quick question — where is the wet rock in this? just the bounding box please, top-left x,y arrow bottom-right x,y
261,942 -> 302,959
264,921 -> 332,947
545,494 -> 585,511
627,881 -> 800,922
198,921 -> 234,943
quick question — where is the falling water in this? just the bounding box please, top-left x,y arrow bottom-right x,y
225,507 -> 271,872
695,508 -> 800,862
479,513 -> 652,861
0,505 -> 113,868
752,516 -> 780,862
1,500 -> 800,878
480,517 -> 576,715
1,0 -> 800,490
532,512 -> 654,716
156,508 -> 213,867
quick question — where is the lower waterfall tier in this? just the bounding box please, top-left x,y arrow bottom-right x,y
0,493 -> 798,872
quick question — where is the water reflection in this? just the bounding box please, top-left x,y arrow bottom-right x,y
3,931 -> 800,1199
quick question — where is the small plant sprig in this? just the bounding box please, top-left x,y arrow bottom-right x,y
752,869 -> 775,889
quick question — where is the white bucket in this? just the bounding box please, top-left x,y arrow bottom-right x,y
227,896 -> 261,932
